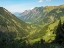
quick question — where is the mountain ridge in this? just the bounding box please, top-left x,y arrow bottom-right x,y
18,5 -> 64,25
0,7 -> 30,38
0,5 -> 64,48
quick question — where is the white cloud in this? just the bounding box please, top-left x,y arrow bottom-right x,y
30,7 -> 34,10
39,0 -> 51,2
46,0 -> 51,1
39,0 -> 43,2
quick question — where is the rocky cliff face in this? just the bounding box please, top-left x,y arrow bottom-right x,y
18,5 -> 64,25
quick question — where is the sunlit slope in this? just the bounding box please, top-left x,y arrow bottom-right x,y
0,7 -> 36,38
29,16 -> 64,43
19,5 -> 64,25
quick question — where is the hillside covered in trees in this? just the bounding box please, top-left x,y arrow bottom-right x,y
0,5 -> 64,48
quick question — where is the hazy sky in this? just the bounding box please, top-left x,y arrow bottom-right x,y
0,0 -> 64,13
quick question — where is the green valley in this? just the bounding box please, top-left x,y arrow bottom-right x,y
0,4 -> 64,48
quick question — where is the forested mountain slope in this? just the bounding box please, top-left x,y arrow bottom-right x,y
0,5 -> 64,48
0,7 -> 39,38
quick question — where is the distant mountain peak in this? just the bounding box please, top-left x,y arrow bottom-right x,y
18,4 -> 64,25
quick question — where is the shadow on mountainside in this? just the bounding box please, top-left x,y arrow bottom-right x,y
0,20 -> 64,48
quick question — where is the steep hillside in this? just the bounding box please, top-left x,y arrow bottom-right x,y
0,7 -> 48,43
17,5 -> 64,42
0,7 -> 44,48
18,5 -> 64,25
0,7 -> 39,38
0,5 -> 64,48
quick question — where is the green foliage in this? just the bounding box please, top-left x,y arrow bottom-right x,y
0,7 -> 36,38
0,5 -> 64,48
53,19 -> 64,44
28,25 -> 48,40
0,31 -> 64,48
